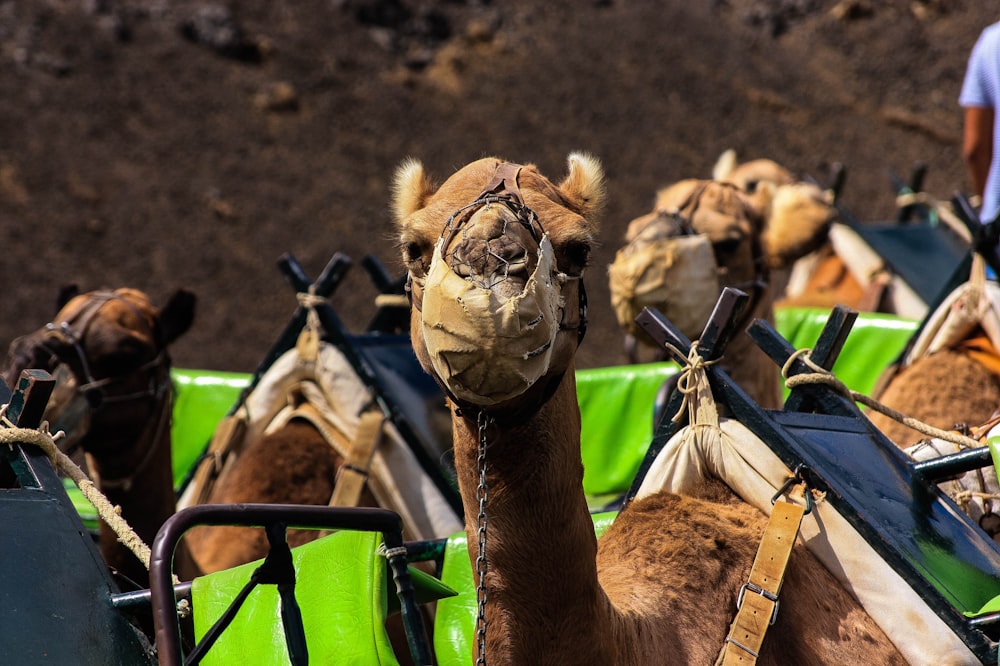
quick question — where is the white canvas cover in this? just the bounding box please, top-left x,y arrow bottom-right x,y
178,340 -> 462,541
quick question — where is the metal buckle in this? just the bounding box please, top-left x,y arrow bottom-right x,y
736,582 -> 780,626
771,463 -> 813,515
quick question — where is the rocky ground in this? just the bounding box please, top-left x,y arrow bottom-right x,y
0,0 -> 990,373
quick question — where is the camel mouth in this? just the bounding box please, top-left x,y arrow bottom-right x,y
419,233 -> 563,405
609,224 -> 721,341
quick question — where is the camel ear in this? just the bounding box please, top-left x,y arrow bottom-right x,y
712,148 -> 738,181
391,158 -> 436,225
56,284 -> 80,311
157,289 -> 197,346
558,152 -> 605,224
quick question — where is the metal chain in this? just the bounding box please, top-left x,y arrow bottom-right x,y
475,409 -> 492,666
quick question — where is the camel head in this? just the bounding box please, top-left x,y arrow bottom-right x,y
2,286 -> 196,457
393,154 -> 605,411
714,151 -> 837,270
610,178 -> 764,342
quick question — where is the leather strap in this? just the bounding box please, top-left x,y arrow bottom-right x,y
720,500 -> 806,665
329,410 -> 385,507
183,411 -> 247,508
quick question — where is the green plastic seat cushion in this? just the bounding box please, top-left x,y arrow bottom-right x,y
192,530 -> 399,665
577,363 -> 676,498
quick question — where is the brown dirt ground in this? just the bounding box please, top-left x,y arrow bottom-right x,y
0,0 -> 993,374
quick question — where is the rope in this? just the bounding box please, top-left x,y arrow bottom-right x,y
665,341 -> 720,424
781,349 -> 982,449
377,543 -> 409,560
895,191 -> 973,243
0,405 -> 153,570
296,289 -> 327,334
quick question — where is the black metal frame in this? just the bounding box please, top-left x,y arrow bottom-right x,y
625,289 -> 1000,663
176,250 -> 461,518
150,504 -> 433,666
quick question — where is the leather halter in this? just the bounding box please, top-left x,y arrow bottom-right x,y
406,162 -> 588,343
42,290 -> 170,411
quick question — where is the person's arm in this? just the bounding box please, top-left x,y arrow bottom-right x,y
963,105 -> 995,198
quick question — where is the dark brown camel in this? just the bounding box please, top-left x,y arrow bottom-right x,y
2,286 -> 198,587
394,153 -> 905,663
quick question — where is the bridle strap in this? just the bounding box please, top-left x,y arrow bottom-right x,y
94,380 -> 174,492
43,290 -> 170,409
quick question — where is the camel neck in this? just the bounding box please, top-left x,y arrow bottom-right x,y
86,390 -> 181,583
452,370 -> 610,661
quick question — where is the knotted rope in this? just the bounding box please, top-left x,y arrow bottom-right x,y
664,340 -> 720,425
781,348 -> 982,449
0,404 -> 152,570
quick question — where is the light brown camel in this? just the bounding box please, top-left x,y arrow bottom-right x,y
394,154 -> 905,664
2,286 -> 199,587
609,165 -> 833,408
711,150 -> 856,312
866,258 -> 1000,481
715,151 -> 971,320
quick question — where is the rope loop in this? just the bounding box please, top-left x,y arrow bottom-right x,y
782,348 -> 982,449
0,403 -> 155,572
667,340 -> 719,423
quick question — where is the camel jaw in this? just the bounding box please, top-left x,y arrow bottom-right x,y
419,234 -> 563,406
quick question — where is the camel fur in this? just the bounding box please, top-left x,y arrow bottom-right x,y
395,153 -> 905,664
2,286 -> 199,586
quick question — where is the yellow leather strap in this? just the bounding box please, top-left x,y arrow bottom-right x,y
185,412 -> 247,507
720,500 -> 805,665
329,410 -> 384,507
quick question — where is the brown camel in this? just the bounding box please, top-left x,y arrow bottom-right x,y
710,150 -> 866,313
866,257 -> 1000,447
394,154 -> 905,664
610,163 -> 833,408
2,286 -> 199,586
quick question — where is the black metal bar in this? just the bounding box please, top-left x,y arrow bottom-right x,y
751,305 -> 858,414
623,289 -> 750,505
111,582 -> 192,612
896,161 -> 928,224
911,447 -> 995,483
151,504 -> 432,666
6,369 -> 55,427
361,255 -> 397,295
746,317 -> 863,418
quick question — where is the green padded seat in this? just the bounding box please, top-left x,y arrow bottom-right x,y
191,529 -> 454,665
432,512 -> 617,665
577,362 -> 677,503
774,307 -> 917,398
169,369 -> 251,489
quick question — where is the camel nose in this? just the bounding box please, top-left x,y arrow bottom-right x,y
446,206 -> 538,295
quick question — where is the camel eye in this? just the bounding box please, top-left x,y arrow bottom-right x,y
713,237 -> 742,256
561,241 -> 591,275
401,239 -> 431,276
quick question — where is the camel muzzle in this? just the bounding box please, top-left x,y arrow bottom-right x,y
419,231 -> 563,405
